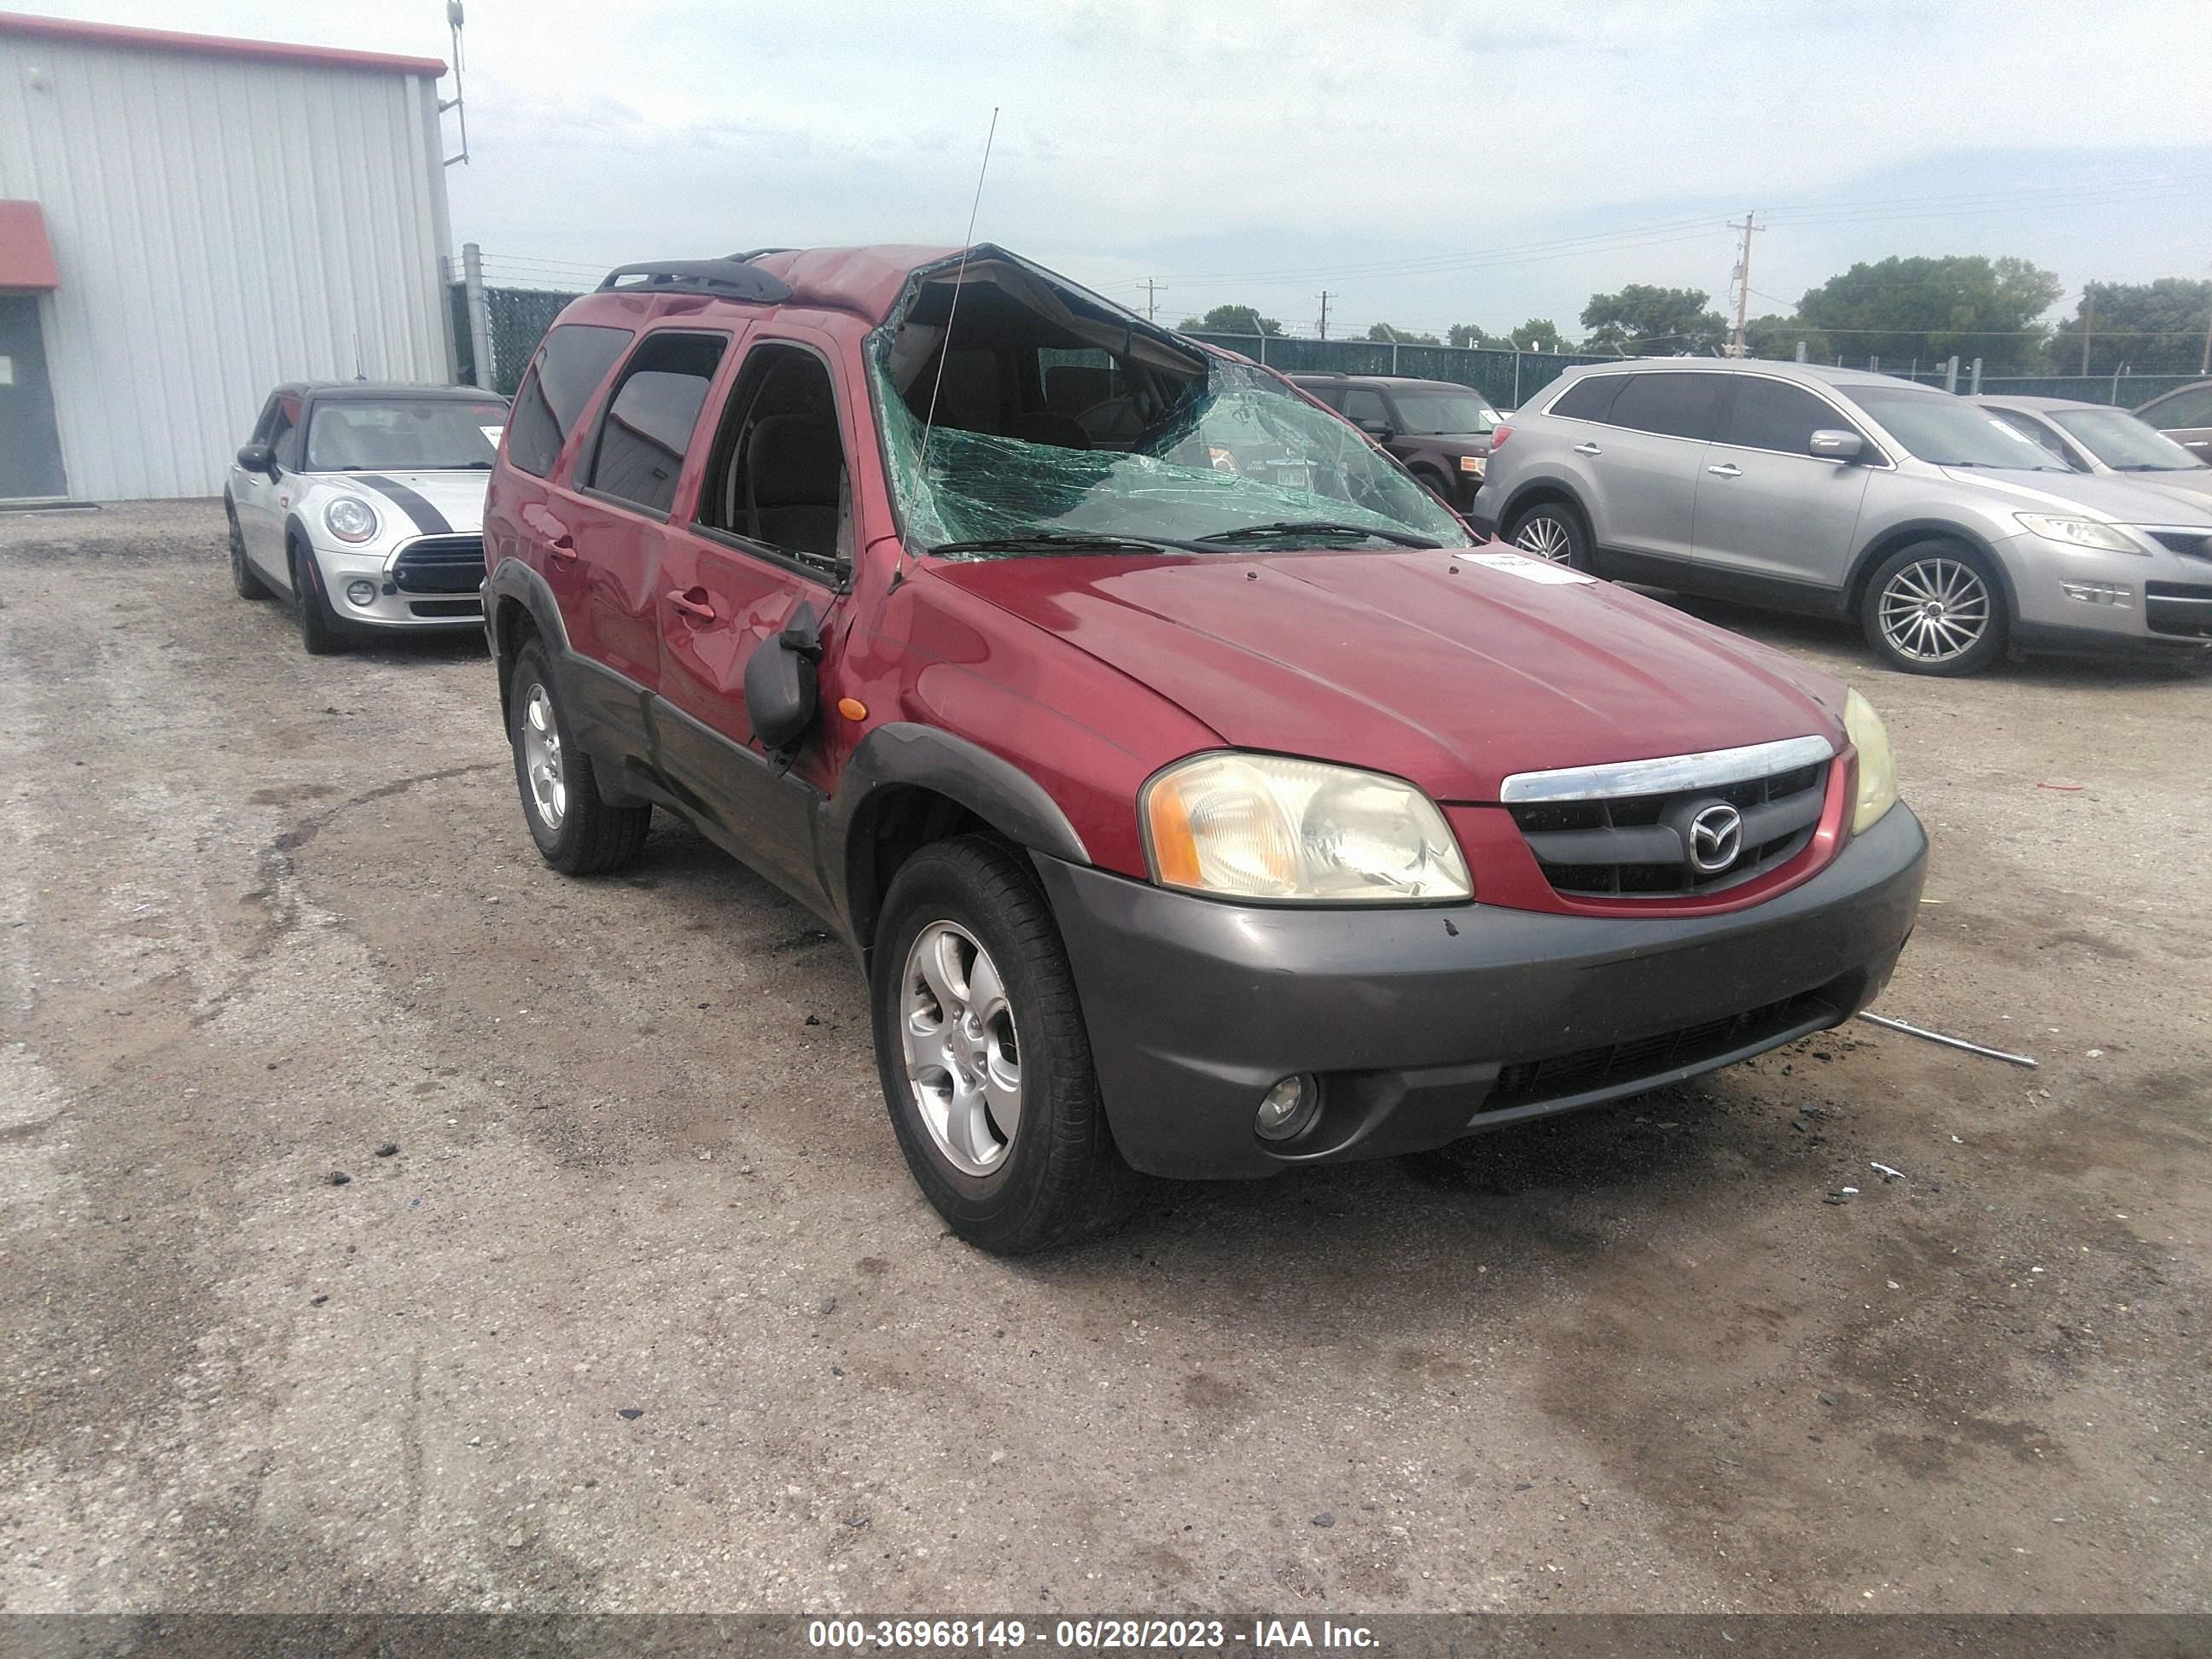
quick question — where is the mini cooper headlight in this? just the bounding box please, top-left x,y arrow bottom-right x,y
1843,689 -> 1899,835
2014,513 -> 2142,554
324,496 -> 379,544
1142,753 -> 1471,902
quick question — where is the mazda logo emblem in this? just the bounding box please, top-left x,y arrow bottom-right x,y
1688,802 -> 1744,874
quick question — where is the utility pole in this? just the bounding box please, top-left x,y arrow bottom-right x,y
2080,282 -> 2095,376
1727,212 -> 1762,358
2201,267 -> 2210,374
1317,291 -> 1335,342
1143,279 -> 1160,323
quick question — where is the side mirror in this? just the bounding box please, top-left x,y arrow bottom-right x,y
236,443 -> 277,474
1808,428 -> 1863,463
744,599 -> 823,753
1357,418 -> 1397,441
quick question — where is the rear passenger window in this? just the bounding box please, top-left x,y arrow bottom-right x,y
506,323 -> 634,479
1608,372 -> 1726,442
1340,388 -> 1390,427
1550,375 -> 1627,422
1724,379 -> 1849,456
584,331 -> 729,515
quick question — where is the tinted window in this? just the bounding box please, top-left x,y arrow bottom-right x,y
1608,372 -> 1726,441
1988,408 -> 2077,465
1550,374 -> 1626,422
506,323 -> 634,479
696,343 -> 850,575
2141,386 -> 2212,428
1340,388 -> 1390,427
585,331 -> 728,515
1724,378 -> 1853,456
1301,383 -> 1347,411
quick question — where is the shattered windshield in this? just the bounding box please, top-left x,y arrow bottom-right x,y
866,256 -> 1471,556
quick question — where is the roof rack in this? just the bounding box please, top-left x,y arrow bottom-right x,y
597,259 -> 793,304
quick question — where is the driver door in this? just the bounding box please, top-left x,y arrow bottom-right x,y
231,391 -> 299,582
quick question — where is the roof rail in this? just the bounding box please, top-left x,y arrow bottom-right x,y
727,247 -> 796,263
597,259 -> 793,304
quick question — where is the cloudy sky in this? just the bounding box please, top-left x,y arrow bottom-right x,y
36,0 -> 2212,339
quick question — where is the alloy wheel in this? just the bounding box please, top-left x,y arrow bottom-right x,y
520,683 -> 567,830
1515,513 -> 1573,563
1877,557 -> 1991,665
899,921 -> 1022,1177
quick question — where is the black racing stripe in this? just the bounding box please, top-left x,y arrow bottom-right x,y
352,474 -> 453,536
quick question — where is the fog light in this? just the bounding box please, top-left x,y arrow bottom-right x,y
1254,1074 -> 1321,1142
346,579 -> 376,608
2059,580 -> 2131,608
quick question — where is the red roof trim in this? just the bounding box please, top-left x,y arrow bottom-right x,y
0,11 -> 445,78
0,200 -> 60,289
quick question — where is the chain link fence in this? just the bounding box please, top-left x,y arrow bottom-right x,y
449,281 -> 582,398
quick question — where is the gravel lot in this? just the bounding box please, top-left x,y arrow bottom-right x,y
3,500 -> 2207,1615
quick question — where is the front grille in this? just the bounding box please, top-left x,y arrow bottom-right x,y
2145,580 -> 2212,639
408,597 -> 482,619
1509,760 -> 1828,898
391,534 -> 486,594
1484,989 -> 1839,1110
2147,530 -> 2212,560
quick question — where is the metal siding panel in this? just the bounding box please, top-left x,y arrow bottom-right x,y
0,35 -> 448,499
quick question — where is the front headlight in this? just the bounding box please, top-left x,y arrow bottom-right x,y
1142,753 -> 1471,902
324,496 -> 379,544
1843,689 -> 1899,835
2014,512 -> 2142,554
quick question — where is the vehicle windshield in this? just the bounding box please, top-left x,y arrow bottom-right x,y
1387,391 -> 1502,434
866,253 -> 1470,556
2048,406 -> 2208,473
304,399 -> 509,472
1843,385 -> 2066,470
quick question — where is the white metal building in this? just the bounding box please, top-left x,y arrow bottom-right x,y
0,12 -> 456,503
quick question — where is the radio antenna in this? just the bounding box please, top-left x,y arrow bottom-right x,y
917,107 -> 1000,483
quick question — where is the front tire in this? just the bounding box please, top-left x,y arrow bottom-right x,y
1861,540 -> 2006,677
507,640 -> 651,875
292,542 -> 346,655
1505,498 -> 1593,571
228,498 -> 271,600
871,836 -> 1128,1254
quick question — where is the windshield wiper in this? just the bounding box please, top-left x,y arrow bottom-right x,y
928,531 -> 1210,557
1196,520 -> 1441,549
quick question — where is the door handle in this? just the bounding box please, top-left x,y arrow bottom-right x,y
547,533 -> 577,562
1572,441 -> 1603,457
666,589 -> 715,622
1707,463 -> 1742,478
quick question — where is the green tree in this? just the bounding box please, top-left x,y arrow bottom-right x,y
1741,312 -> 1829,363
1579,284 -> 1729,354
2049,278 -> 2212,376
1508,317 -> 1569,353
1178,304 -> 1283,336
1366,323 -> 1441,345
1794,254 -> 2061,374
1447,323 -> 1494,349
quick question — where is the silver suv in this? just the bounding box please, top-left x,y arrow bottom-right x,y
1470,359 -> 2212,675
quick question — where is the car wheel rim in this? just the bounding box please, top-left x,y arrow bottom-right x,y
520,683 -> 567,830
899,920 -> 1021,1178
1516,515 -> 1572,563
1878,558 -> 1990,663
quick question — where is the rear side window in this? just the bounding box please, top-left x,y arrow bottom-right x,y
1608,372 -> 1726,441
585,331 -> 730,515
1550,375 -> 1627,422
1988,408 -> 2075,465
1724,378 -> 1852,457
506,323 -> 634,478
1340,387 -> 1389,427
2143,386 -> 2212,428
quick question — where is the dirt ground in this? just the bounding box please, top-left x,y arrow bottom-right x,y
2,499 -> 2206,1616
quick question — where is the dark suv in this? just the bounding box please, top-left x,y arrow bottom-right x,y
483,244 -> 1927,1253
1289,373 -> 1502,510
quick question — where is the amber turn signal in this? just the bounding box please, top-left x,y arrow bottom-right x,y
836,697 -> 868,722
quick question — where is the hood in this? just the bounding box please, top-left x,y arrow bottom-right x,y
932,549 -> 1847,803
312,469 -> 488,538
2118,469 -> 2212,508
1938,466 -> 2212,526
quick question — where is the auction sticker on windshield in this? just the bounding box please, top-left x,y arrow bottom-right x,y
1468,550 -> 1598,585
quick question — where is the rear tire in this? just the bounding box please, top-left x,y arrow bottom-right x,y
508,640 -> 652,875
1505,498 -> 1593,571
292,541 -> 345,655
870,836 -> 1131,1254
228,498 -> 271,600
1860,540 -> 2007,677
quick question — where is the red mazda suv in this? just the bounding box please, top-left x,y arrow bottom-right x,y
482,244 -> 1928,1253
